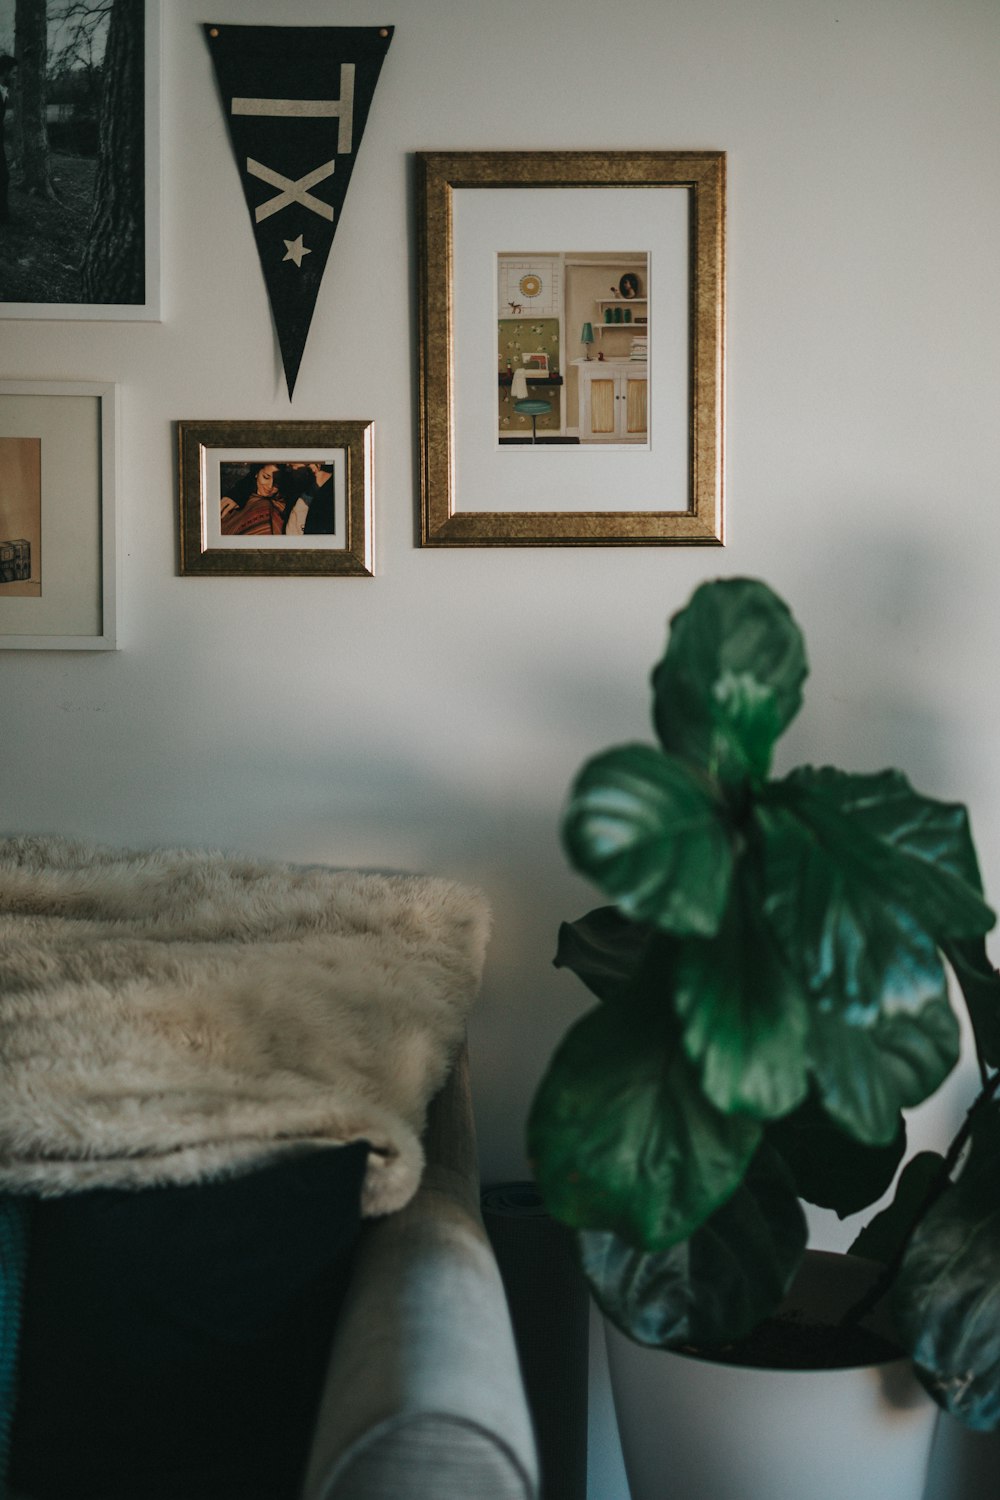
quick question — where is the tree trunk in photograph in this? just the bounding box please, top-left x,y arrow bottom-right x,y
14,0 -> 57,200
80,0 -> 144,304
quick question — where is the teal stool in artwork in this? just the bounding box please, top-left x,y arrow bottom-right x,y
514,398 -> 552,443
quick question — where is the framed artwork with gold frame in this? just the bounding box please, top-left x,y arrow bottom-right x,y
177,419 -> 374,577
416,150 -> 725,546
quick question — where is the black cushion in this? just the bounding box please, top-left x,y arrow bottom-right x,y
9,1141 -> 369,1500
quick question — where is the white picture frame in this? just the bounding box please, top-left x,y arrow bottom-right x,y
0,0 -> 161,321
0,380 -> 119,650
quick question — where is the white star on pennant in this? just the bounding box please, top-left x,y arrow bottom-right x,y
282,235 -> 312,268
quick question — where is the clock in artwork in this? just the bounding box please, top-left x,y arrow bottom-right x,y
498,257 -> 558,318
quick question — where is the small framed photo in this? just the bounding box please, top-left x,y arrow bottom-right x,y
0,0 -> 160,320
0,379 -> 119,650
177,420 -> 375,577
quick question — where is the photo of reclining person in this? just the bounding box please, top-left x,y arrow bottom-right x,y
220,463 -> 287,537
219,462 -> 335,538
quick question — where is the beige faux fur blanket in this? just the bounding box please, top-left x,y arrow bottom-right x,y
0,836 -> 490,1216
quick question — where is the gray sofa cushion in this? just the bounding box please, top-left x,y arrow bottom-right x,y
302,1046 -> 538,1500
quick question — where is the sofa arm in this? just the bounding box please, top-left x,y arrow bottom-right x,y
301,1043 -> 539,1500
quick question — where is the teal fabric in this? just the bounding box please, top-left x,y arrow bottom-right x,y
0,1195 -> 29,1500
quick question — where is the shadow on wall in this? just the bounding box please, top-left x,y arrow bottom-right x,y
56,736 -> 598,1184
769,531 -> 964,791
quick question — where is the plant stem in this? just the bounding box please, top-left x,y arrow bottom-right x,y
840,1070 -> 1000,1330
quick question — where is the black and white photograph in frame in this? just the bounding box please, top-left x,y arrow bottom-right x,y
0,0 -> 160,319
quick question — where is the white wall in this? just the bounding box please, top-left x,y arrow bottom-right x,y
3,1 -> 1000,1494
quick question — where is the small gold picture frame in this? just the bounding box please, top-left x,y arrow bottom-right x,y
177,419 -> 375,577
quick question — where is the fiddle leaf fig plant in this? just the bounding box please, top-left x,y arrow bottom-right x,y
528,577 -> 1000,1429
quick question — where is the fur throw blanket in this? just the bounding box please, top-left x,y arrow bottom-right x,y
0,836 -> 491,1216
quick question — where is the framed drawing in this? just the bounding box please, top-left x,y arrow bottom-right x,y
177,420 -> 375,577
0,0 -> 160,320
0,379 -> 119,650
416,150 -> 725,546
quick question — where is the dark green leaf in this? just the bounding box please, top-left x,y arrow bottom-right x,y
943,937 -> 1000,1070
757,802 -> 960,1143
673,871 -> 810,1121
893,1105 -> 1000,1429
553,907 -> 675,1008
562,743 -> 734,937
768,1096 -> 907,1218
579,1144 -> 807,1347
807,986 -> 959,1145
651,578 -> 807,788
848,1151 -> 945,1264
527,1000 -> 761,1251
776,767 -> 994,943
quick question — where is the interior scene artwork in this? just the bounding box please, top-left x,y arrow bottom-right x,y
219,460 -> 335,539
497,252 -> 649,446
0,435 -> 41,595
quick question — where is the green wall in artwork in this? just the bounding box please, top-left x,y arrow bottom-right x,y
498,318 -> 561,434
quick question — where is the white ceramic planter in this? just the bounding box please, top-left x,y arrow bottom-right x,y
603,1250 -> 939,1500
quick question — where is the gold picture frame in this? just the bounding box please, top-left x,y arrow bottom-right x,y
416,150 -> 725,546
177,419 -> 375,577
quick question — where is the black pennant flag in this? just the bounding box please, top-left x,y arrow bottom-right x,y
205,23 -> 394,398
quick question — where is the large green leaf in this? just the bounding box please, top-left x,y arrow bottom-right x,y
768,1095 -> 907,1218
777,767 -> 994,943
807,985 -> 959,1146
553,907 -> 675,1008
943,937 -> 1000,1070
579,1144 -> 807,1347
673,871 -> 810,1121
562,743 -> 734,937
848,1150 -> 945,1264
527,1000 -> 761,1251
651,578 -> 808,787
893,1104 -> 1000,1429
758,802 -> 960,1143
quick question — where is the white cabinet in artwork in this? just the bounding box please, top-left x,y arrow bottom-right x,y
576,361 -> 648,442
